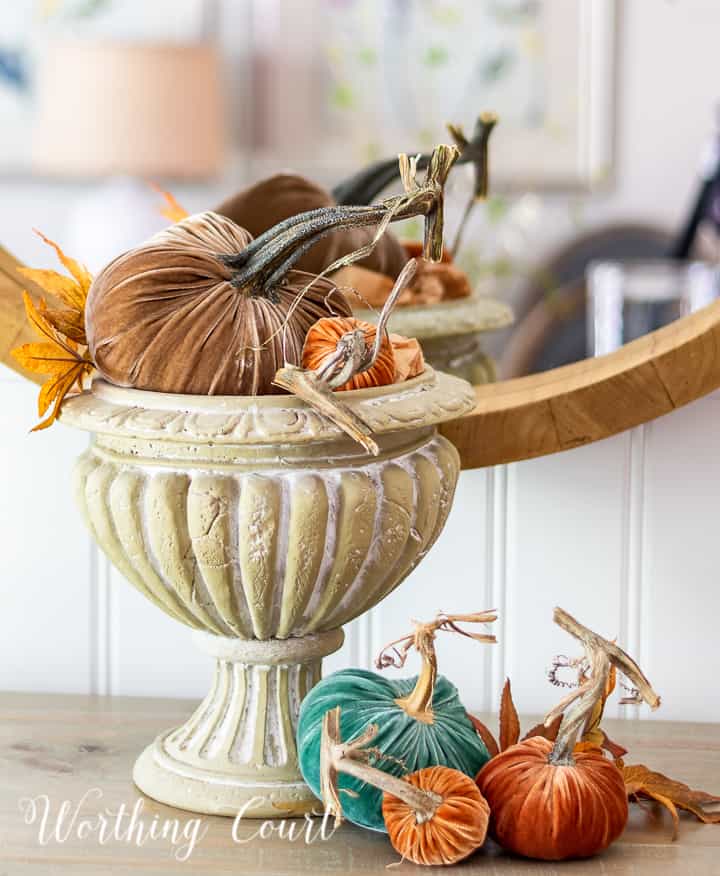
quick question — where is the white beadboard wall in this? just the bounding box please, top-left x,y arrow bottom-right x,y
3,0 -> 720,721
2,364 -> 718,722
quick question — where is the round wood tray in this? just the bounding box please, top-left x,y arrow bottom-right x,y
442,297 -> 720,469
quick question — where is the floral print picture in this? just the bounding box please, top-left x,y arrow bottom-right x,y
254,0 -> 614,189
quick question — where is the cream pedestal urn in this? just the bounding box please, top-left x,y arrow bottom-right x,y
59,369 -> 475,817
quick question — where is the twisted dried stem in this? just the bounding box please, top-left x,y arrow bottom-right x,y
332,112 -> 498,207
320,707 -> 441,829
547,607 -> 661,765
221,144 -> 459,296
376,611 -> 497,724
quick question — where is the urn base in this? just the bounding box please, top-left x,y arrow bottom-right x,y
133,629 -> 343,817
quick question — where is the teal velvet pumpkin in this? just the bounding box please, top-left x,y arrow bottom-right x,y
296,668 -> 490,832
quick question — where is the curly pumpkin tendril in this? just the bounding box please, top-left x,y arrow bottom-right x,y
375,611 -> 497,725
546,608 -> 661,766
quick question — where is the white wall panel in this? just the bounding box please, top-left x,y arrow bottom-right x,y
503,433 -> 630,719
0,375 -> 91,693
107,564 -> 211,700
367,468 -> 493,713
641,396 -> 720,722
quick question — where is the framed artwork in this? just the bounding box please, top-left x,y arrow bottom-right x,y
0,0 -> 210,172
249,0 -> 616,190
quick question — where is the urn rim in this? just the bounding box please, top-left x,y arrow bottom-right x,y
58,367 -> 475,445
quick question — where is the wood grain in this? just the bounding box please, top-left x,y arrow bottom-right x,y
0,245 -> 52,385
443,298 -> 720,469
1,692 -> 719,874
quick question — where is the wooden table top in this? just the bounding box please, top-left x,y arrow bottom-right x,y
1,692 -> 719,875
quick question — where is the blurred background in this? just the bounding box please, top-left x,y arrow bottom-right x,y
2,0 -> 719,373
2,0 -> 720,720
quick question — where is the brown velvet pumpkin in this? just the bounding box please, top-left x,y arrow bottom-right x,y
215,173 -> 409,279
85,211 -> 352,396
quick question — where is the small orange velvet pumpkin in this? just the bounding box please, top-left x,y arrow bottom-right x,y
476,736 -> 628,861
383,766 -> 490,867
301,317 -> 396,391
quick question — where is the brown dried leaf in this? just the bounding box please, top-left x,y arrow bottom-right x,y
522,712 -> 563,743
499,678 -> 520,751
622,763 -> 720,840
599,729 -> 628,761
466,713 -> 499,759
40,305 -> 86,343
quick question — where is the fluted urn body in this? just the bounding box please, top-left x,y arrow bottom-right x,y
60,368 -> 475,816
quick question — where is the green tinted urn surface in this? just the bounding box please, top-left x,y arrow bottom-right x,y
297,668 -> 489,832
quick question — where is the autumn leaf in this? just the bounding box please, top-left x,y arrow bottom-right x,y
467,713 -> 499,758
16,229 -> 92,347
149,181 -> 189,223
38,304 -> 86,343
622,763 -> 720,840
468,678 -> 563,757
575,663 -> 628,759
11,292 -> 93,431
522,713 -> 563,744
499,679 -> 521,751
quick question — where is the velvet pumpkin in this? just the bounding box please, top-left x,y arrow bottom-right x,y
383,766 -> 490,866
298,667 -> 490,832
475,607 -> 661,862
321,708 -> 490,866
477,736 -> 628,860
85,211 -> 352,396
301,316 -> 396,391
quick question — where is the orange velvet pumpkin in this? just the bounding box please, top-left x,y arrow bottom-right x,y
476,736 -> 628,861
383,766 -> 490,867
301,317 -> 396,391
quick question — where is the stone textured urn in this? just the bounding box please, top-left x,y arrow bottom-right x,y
59,367 -> 475,817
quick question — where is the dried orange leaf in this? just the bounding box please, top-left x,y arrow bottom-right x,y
17,267 -> 85,311
32,362 -> 91,431
622,763 -> 720,839
11,292 -> 93,431
33,228 -> 93,293
599,729 -> 628,761
522,712 -> 563,743
466,712 -> 499,758
499,678 -> 520,751
40,305 -> 86,343
12,342 -> 80,376
149,181 -> 189,223
582,664 -> 617,747
16,231 -> 91,350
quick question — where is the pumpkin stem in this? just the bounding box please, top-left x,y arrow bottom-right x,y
332,112 -> 498,207
375,611 -> 497,724
218,144 -> 459,297
320,707 -> 441,827
313,259 -> 418,390
547,607 -> 661,765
